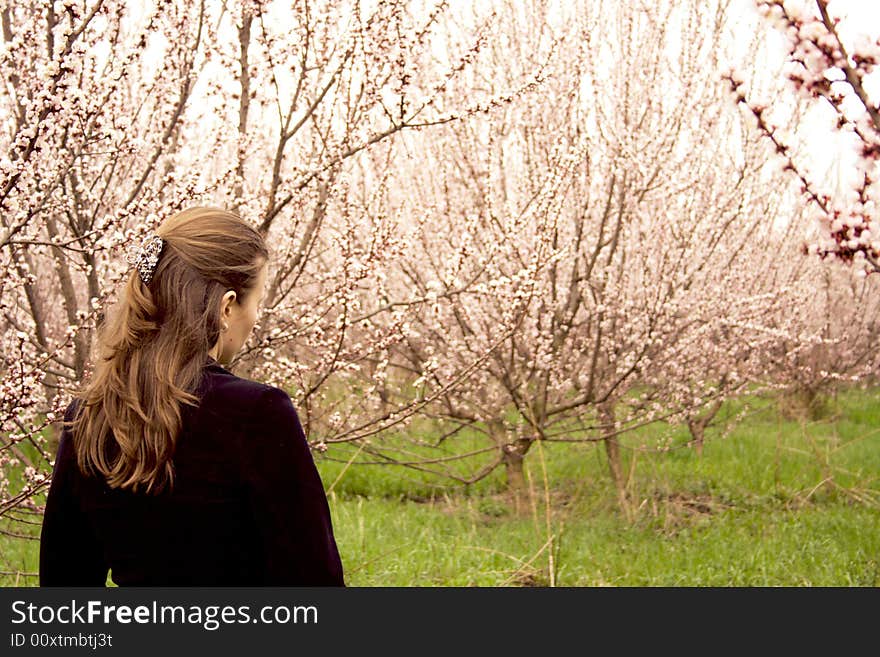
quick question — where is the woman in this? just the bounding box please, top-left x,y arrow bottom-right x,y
39,207 -> 344,586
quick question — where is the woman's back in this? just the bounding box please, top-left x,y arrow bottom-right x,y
39,358 -> 345,586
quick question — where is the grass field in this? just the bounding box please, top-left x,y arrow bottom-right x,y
2,388 -> 879,587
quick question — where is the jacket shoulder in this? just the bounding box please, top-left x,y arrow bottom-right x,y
199,367 -> 286,421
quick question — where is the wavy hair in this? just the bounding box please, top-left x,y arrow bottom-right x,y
67,207 -> 269,494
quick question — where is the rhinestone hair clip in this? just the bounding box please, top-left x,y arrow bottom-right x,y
134,234 -> 165,286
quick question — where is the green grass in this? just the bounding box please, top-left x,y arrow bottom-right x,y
325,494 -> 879,586
3,387 -> 879,586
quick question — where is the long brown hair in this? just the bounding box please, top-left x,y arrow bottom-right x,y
68,207 -> 269,494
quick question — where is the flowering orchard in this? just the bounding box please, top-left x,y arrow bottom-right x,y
0,0 -> 528,531
1,0 -> 878,551
333,0 -> 880,515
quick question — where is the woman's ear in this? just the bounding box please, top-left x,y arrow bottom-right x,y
220,290 -> 237,320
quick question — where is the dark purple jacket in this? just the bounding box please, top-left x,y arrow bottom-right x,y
39,358 -> 344,586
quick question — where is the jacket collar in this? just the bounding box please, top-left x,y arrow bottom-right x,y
204,356 -> 231,374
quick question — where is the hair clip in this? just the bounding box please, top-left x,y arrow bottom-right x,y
134,235 -> 165,286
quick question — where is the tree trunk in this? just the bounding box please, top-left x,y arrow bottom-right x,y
502,445 -> 527,514
491,420 -> 532,515
688,420 -> 705,458
687,398 -> 722,457
600,403 -> 629,518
